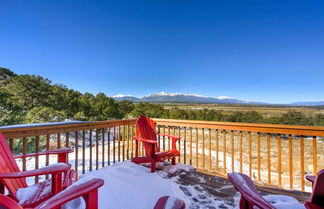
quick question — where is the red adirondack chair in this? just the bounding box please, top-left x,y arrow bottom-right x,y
304,169 -> 324,209
0,177 -> 104,209
229,172 -> 324,209
0,132 -> 75,208
228,172 -> 275,209
154,196 -> 186,209
132,116 -> 181,172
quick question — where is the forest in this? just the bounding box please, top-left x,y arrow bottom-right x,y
1,67 -> 323,127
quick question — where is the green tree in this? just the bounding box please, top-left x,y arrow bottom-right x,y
0,89 -> 24,126
0,67 -> 17,87
130,102 -> 165,118
118,100 -> 135,118
24,107 -> 67,123
2,75 -> 53,111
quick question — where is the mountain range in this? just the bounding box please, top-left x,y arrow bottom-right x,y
111,92 -> 324,106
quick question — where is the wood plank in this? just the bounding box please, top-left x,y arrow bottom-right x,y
313,136 -> 317,174
239,131 -> 242,173
248,132 -> 252,178
288,134 -> 293,189
278,134 -> 282,186
300,136 -> 305,191
75,131 -> 79,174
216,129 -> 219,173
208,129 -> 212,171
257,132 -> 261,181
35,136 -> 39,183
223,130 -> 227,174
202,128 -> 205,170
102,128 -> 105,167
231,131 -> 234,172
189,127 -> 193,165
82,130 -> 86,174
267,134 -> 271,184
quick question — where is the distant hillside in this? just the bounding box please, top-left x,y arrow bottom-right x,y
113,92 -> 324,106
290,101 -> 324,106
112,92 -> 268,105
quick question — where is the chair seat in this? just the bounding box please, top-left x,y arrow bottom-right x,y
18,178 -> 52,207
156,149 -> 180,160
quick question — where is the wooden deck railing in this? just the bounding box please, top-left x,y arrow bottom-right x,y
1,119 -> 323,192
154,119 -> 324,192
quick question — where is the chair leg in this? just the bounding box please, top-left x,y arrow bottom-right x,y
171,157 -> 176,165
151,160 -> 156,172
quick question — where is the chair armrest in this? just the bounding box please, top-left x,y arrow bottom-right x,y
34,178 -> 104,209
0,163 -> 71,179
157,134 -> 180,140
14,148 -> 74,159
304,202 -> 324,209
134,136 -> 157,144
305,175 -> 315,184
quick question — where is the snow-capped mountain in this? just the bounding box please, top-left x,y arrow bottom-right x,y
112,92 -> 267,105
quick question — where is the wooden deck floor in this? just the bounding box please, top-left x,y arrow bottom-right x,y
170,169 -> 311,209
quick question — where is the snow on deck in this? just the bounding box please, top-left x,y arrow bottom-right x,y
81,161 -> 240,209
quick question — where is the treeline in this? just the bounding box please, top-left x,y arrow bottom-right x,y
131,103 -> 324,126
1,67 -> 323,127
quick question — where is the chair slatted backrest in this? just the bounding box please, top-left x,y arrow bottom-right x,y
0,133 -> 27,200
310,169 -> 324,207
136,116 -> 159,157
228,172 -> 275,209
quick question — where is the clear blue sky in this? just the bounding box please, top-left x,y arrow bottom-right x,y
1,1 -> 323,103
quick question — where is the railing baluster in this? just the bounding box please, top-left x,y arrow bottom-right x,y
183,127 -> 187,164
107,127 -> 111,166
102,128 -> 105,167
127,125 -> 130,160
163,126 -> 166,151
178,127 -> 181,163
57,133 -> 61,149
96,129 -> 99,170
257,132 -> 261,181
113,126 -> 116,164
35,136 -> 39,183
189,127 -> 193,165
82,130 -> 86,174
288,134 -> 293,189
267,134 -> 271,184
22,137 -> 27,171
118,126 -> 121,162
66,132 -> 70,147
130,125 -> 134,158
248,132 -> 252,178
122,125 -> 125,161
89,130 -> 93,171
239,131 -> 243,173
9,138 -> 13,152
215,129 -> 219,173
300,136 -> 305,191
223,130 -> 227,174
277,134 -> 282,186
66,132 -> 70,162
75,131 -> 79,175
202,128 -> 205,170
195,128 -> 199,168
231,130 -> 234,172
208,129 -> 212,171
168,127 -> 171,151
313,136 -> 317,175
46,134 -> 50,179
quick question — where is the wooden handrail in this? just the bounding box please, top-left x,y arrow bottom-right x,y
153,118 -> 324,136
1,119 -> 136,138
